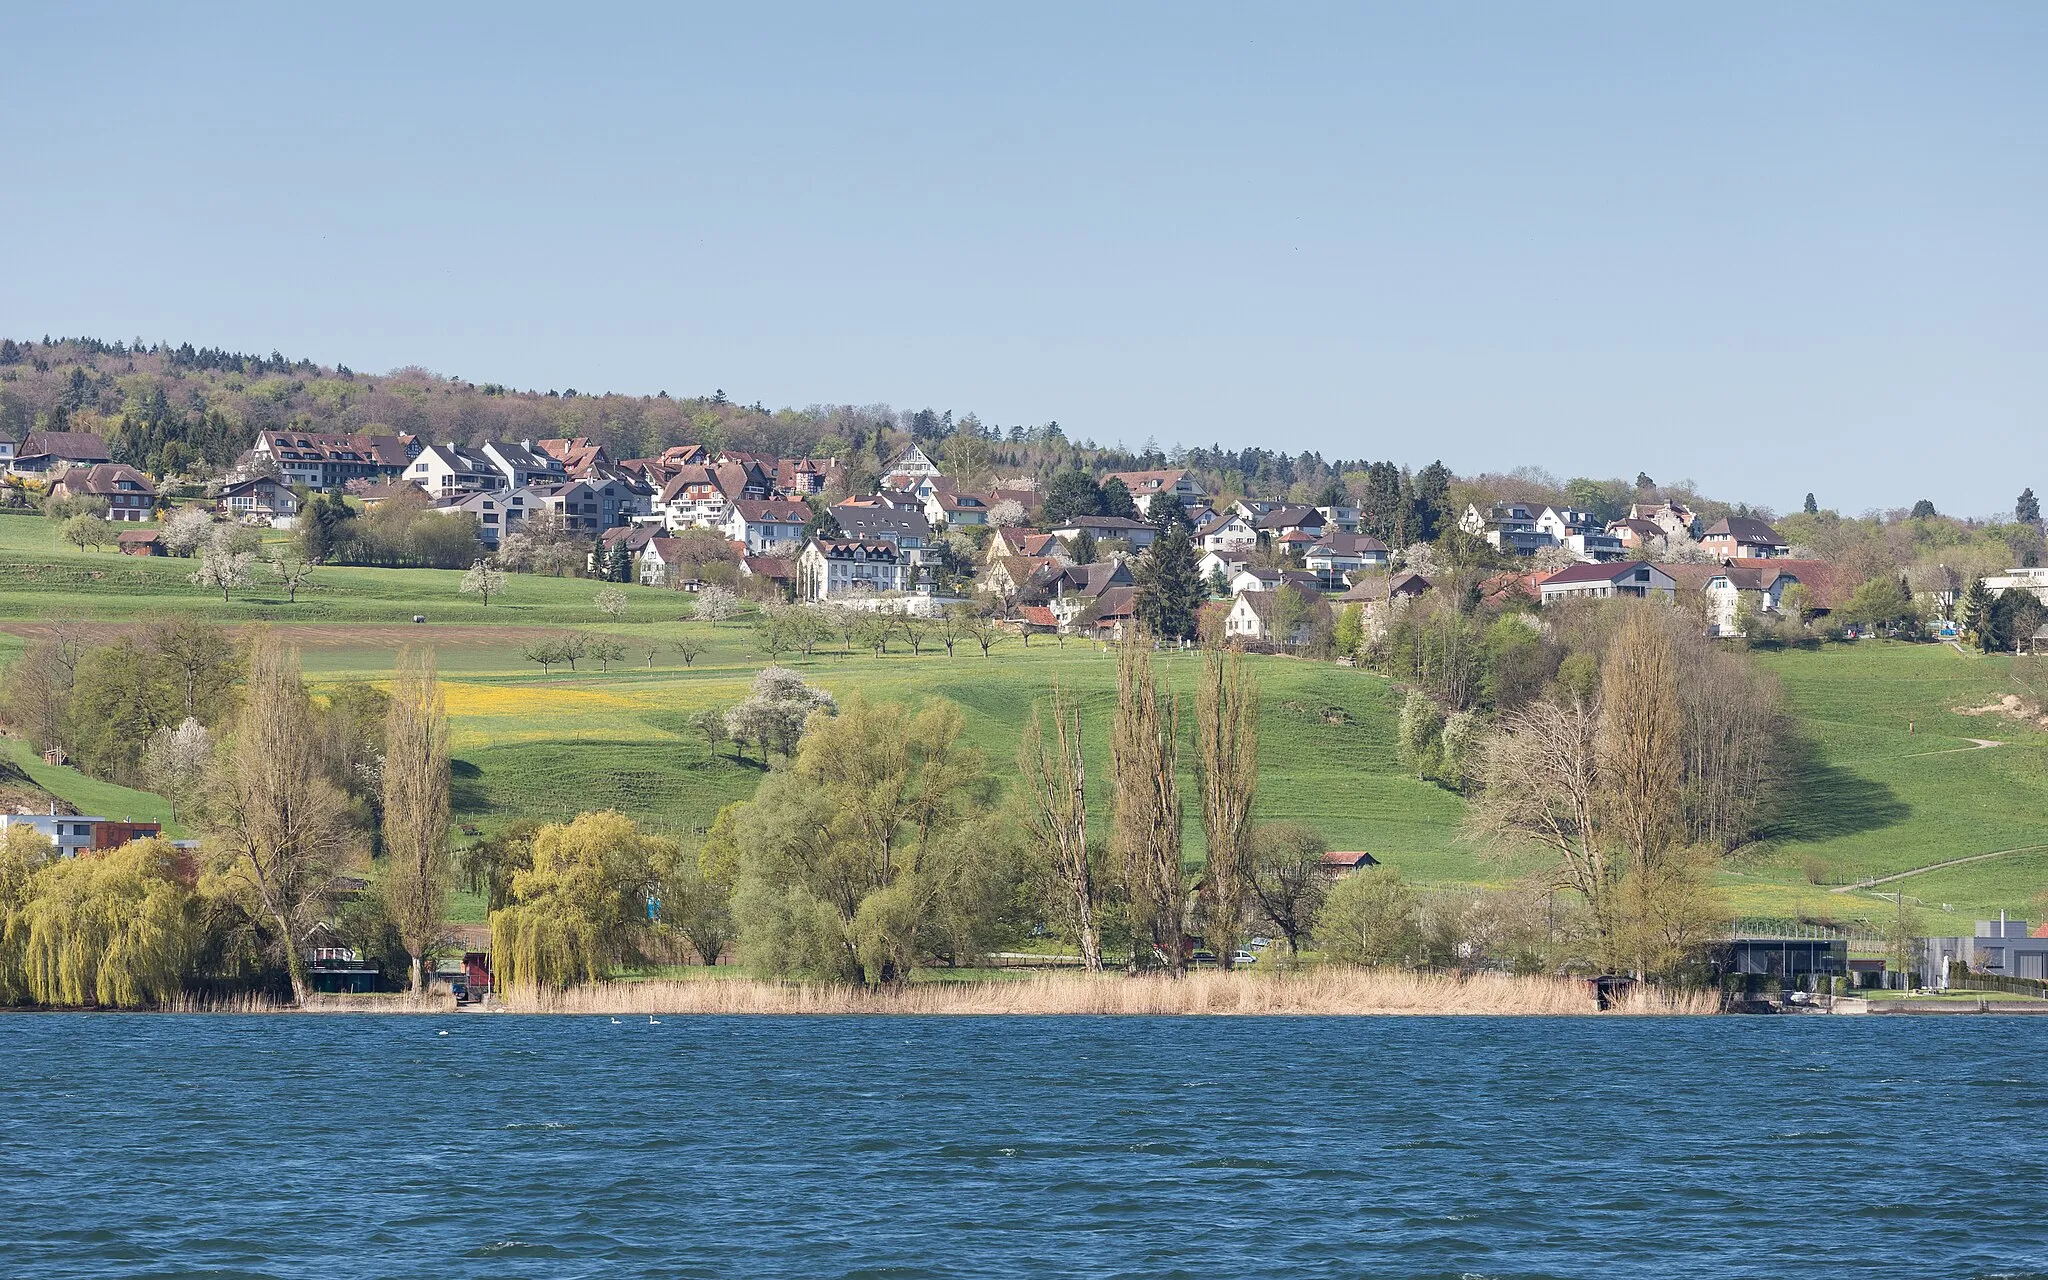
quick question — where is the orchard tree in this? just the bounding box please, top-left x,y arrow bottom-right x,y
460,559 -> 506,606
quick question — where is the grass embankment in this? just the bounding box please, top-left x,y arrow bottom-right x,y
3,513 -> 2047,919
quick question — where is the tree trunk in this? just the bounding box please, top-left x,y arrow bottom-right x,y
410,952 -> 425,995
279,913 -> 312,1007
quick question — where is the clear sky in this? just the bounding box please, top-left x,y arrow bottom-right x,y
3,3 -> 2042,515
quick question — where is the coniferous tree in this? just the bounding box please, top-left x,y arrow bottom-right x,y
804,498 -> 842,540
1409,461 -> 1452,541
1804,493 -> 1818,515
605,540 -> 633,582
2020,488 -> 2042,526
1960,578 -> 1995,640
1134,521 -> 1203,641
1040,466 -> 1105,527
1099,477 -> 1141,521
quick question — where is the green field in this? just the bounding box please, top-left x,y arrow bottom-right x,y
4,510 -> 2046,927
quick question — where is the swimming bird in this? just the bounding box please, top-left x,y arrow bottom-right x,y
437,1030 -> 449,1036
649,1015 -> 662,1025
611,1018 -> 622,1025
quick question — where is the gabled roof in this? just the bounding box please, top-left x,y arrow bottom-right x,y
19,431 -> 112,462
1051,515 -> 1150,532
1338,572 -> 1431,603
1106,468 -> 1194,494
730,499 -> 812,524
1019,605 -> 1060,628
831,505 -> 932,542
1249,504 -> 1324,531
598,525 -> 662,550
1704,516 -> 1786,545
57,463 -> 155,496
1310,531 -> 1390,556
1049,560 -> 1134,597
1734,557 -> 1841,608
741,555 -> 793,580
537,436 -> 608,474
1089,585 -> 1138,621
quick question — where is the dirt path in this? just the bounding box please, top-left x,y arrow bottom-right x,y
1832,843 -> 2048,893
1897,738 -> 2003,759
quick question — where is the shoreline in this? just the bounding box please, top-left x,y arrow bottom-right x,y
3,970 -> 1727,1016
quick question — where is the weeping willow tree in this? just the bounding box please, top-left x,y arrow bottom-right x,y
15,839 -> 200,1008
0,825 -> 58,1005
491,811 -> 665,991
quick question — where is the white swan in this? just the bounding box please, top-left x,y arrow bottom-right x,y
649,1015 -> 662,1025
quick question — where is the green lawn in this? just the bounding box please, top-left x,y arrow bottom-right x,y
4,519 -> 2046,924
2,736 -> 185,835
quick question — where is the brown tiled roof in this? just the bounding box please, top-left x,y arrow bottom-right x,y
19,431 -> 111,462
742,555 -> 793,579
1540,560 -> 1657,587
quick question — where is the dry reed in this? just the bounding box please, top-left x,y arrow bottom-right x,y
497,969 -> 1722,1017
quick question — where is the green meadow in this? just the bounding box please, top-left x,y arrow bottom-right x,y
3,508 -> 2045,927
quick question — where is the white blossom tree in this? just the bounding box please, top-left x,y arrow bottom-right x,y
142,717 -> 213,820
190,527 -> 255,602
724,666 -> 836,758
160,506 -> 214,557
595,585 -> 629,621
988,499 -> 1028,528
695,582 -> 740,626
460,558 -> 507,605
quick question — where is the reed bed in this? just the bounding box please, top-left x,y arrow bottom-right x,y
496,969 -> 1722,1017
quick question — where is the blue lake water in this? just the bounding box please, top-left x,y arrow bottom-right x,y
5,1014 -> 2047,1278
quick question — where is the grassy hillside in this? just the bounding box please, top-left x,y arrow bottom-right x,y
3,526 -> 2045,926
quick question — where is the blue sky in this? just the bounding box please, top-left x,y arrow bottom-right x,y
3,3 -> 2041,515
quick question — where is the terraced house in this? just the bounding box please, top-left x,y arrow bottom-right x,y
248,430 -> 410,491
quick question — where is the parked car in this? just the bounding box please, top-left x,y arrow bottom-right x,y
1231,950 -> 1258,967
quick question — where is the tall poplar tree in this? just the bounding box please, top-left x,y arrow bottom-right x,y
1193,644 -> 1260,966
382,646 -> 451,994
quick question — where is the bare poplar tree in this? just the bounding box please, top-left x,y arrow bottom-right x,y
1111,632 -> 1183,974
382,646 -> 451,994
1194,643 -> 1260,966
203,633 -> 357,1005
1018,682 -> 1101,970
1600,605 -> 1683,964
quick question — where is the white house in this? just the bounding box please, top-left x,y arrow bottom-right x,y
832,503 -> 935,563
723,499 -> 813,553
215,476 -> 301,524
884,443 -> 944,479
1537,561 -> 1678,605
1304,532 -> 1390,584
407,444 -> 504,497
1107,469 -> 1204,516
1985,568 -> 2048,604
796,538 -> 912,600
0,432 -> 14,469
925,490 -> 990,528
1461,501 -> 1556,556
1222,590 -> 1327,645
484,440 -> 569,490
0,812 -> 108,859
1196,510 -> 1257,554
1316,503 -> 1363,534
1197,550 -> 1249,585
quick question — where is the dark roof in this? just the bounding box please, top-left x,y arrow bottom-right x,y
1053,515 -> 1151,532
1540,560 -> 1659,587
19,431 -> 111,462
1250,504 -> 1324,531
1090,585 -> 1137,620
730,499 -> 813,523
742,555 -> 793,579
1705,516 -> 1785,545
1311,532 -> 1389,555
57,463 -> 155,496
811,538 -> 901,560
1338,572 -> 1431,603
1322,851 -> 1379,869
831,505 -> 932,542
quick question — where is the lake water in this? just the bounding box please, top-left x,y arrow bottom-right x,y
5,1014 -> 2046,1278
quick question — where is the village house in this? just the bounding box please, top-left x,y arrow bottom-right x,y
1223,588 -> 1331,646
215,475 -> 300,524
522,479 -> 621,534
591,524 -> 664,574
925,489 -> 990,528
1236,501 -> 1327,543
884,443 -> 944,479
8,430 -> 113,476
830,502 -> 934,563
1229,566 -> 1321,597
1197,549 -> 1250,585
1537,560 -> 1678,604
249,430 -> 410,491
117,529 -> 163,556
0,431 -> 13,469
536,436 -> 610,478
1076,585 -> 1139,640
1460,501 -> 1555,556
1605,517 -> 1668,553
1107,468 -> 1205,516
722,499 -> 812,553
985,528 -> 1069,565
0,811 -> 113,859
1195,509 -> 1258,554
407,443 -> 504,497
1043,560 -> 1134,630
772,456 -> 838,498
660,462 -> 766,530
1667,559 -> 1839,636
55,463 -> 157,522
1049,514 -> 1156,550
1304,532 -> 1391,585
796,538 -> 913,600
1984,567 -> 2048,604
1316,503 -> 1363,534
740,554 -> 795,597
483,440 -> 569,490
1627,499 -> 1701,539
981,554 -> 1057,600
1699,516 -> 1789,560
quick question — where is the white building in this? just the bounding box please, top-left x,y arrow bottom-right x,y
723,499 -> 813,554
796,538 -> 913,600
0,812 -> 108,859
1537,561 -> 1677,604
